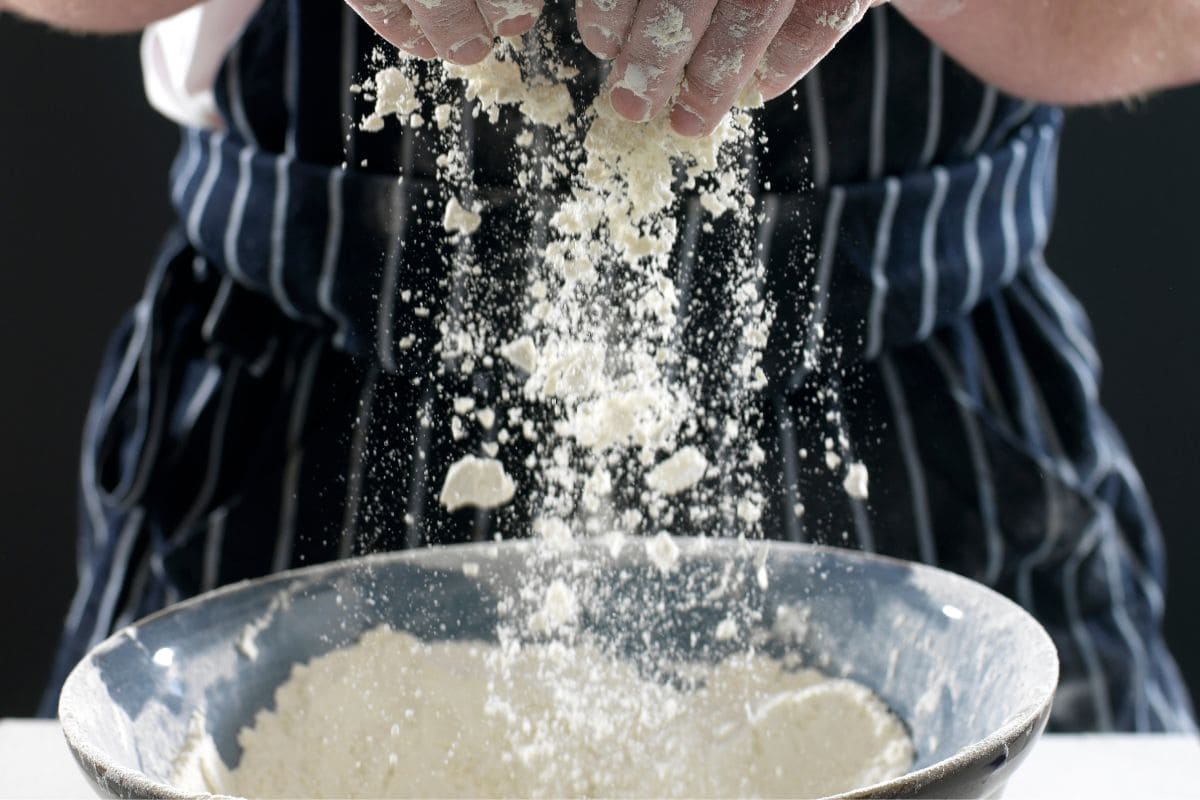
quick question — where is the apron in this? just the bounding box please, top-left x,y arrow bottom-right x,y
44,0 -> 1196,733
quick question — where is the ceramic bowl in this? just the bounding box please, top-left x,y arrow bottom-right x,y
60,538 -> 1057,798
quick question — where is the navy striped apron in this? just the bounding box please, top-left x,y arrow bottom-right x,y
44,0 -> 1196,733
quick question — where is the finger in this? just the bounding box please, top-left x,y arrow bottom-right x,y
756,0 -> 868,100
345,0 -> 437,58
574,0 -> 639,60
668,0 -> 794,135
606,0 -> 720,122
475,0 -> 544,37
402,0 -> 495,65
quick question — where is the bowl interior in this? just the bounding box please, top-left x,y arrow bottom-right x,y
60,539 -> 1057,797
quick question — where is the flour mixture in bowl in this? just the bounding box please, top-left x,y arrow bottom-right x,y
174,626 -> 913,798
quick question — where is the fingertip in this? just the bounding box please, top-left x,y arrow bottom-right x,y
609,86 -> 651,122
495,13 -> 535,36
580,23 -> 621,59
401,37 -> 438,60
669,103 -> 713,137
756,81 -> 787,102
446,34 -> 493,65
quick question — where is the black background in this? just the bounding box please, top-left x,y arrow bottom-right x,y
1,15 -> 1197,718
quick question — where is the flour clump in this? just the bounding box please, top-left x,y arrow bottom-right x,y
439,456 -> 516,511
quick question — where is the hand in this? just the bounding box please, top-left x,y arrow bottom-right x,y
579,0 -> 888,136
344,0 -> 543,64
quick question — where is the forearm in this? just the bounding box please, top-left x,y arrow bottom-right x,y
895,0 -> 1200,104
0,0 -> 200,33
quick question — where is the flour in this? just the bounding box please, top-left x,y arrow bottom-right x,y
529,578 -> 579,632
183,21 -> 902,800
646,446 -> 708,496
203,627 -> 912,798
438,456 -> 516,511
644,6 -> 691,54
359,67 -> 420,132
815,1 -> 864,33
646,530 -> 682,573
373,37 -> 778,546
843,461 -> 870,500
442,196 -> 482,235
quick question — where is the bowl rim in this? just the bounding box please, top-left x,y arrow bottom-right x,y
59,538 -> 1059,800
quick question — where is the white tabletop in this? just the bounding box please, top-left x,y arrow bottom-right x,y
1,719 -> 1198,798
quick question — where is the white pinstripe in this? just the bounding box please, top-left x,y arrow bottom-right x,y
111,550 -> 152,632
1029,252 -> 1102,374
225,39 -> 259,147
201,275 -> 235,342
339,365 -> 381,558
850,496 -> 875,552
1026,345 -> 1077,481
375,123 -> 418,371
879,354 -> 936,564
117,333 -> 175,513
201,506 -> 228,593
963,85 -> 997,156
1062,519 -> 1116,730
441,91 -> 481,378
186,130 -> 228,247
918,47 -> 944,168
318,169 -> 352,349
171,127 -> 204,208
223,146 -> 256,285
865,177 -> 900,360
268,4 -> 303,320
927,339 -> 1004,586
1098,507 -> 1152,730
1145,683 -> 1175,732
1107,449 -> 1166,619
804,67 -> 830,191
960,318 -> 1013,431
868,8 -> 888,181
1029,125 -> 1054,247
65,306 -> 155,639
87,304 -> 150,531
803,187 -> 845,367
988,293 -> 1046,453
670,197 -> 704,352
405,386 -> 438,550
1009,280 -> 1099,406
273,340 -> 324,573
178,363 -> 221,434
775,397 -> 805,543
269,154 -> 302,318
916,167 -> 949,340
376,180 -> 407,372
999,139 -> 1028,285
165,367 -> 242,551
316,7 -> 357,348
1013,463 -> 1063,614
838,400 -> 876,554
986,100 -> 1036,153
960,154 -> 992,314
86,508 -> 145,648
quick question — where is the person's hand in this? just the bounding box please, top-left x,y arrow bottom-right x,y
344,0 -> 543,64
580,0 -> 892,135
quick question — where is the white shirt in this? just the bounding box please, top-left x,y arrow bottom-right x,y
141,0 -> 262,129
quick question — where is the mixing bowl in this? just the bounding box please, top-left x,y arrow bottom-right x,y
59,538 -> 1058,798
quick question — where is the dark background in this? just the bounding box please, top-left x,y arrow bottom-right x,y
1,15 -> 1197,718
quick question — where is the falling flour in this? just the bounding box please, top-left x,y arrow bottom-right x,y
169,16 -> 904,800
438,455 -> 516,511
199,628 -> 912,799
